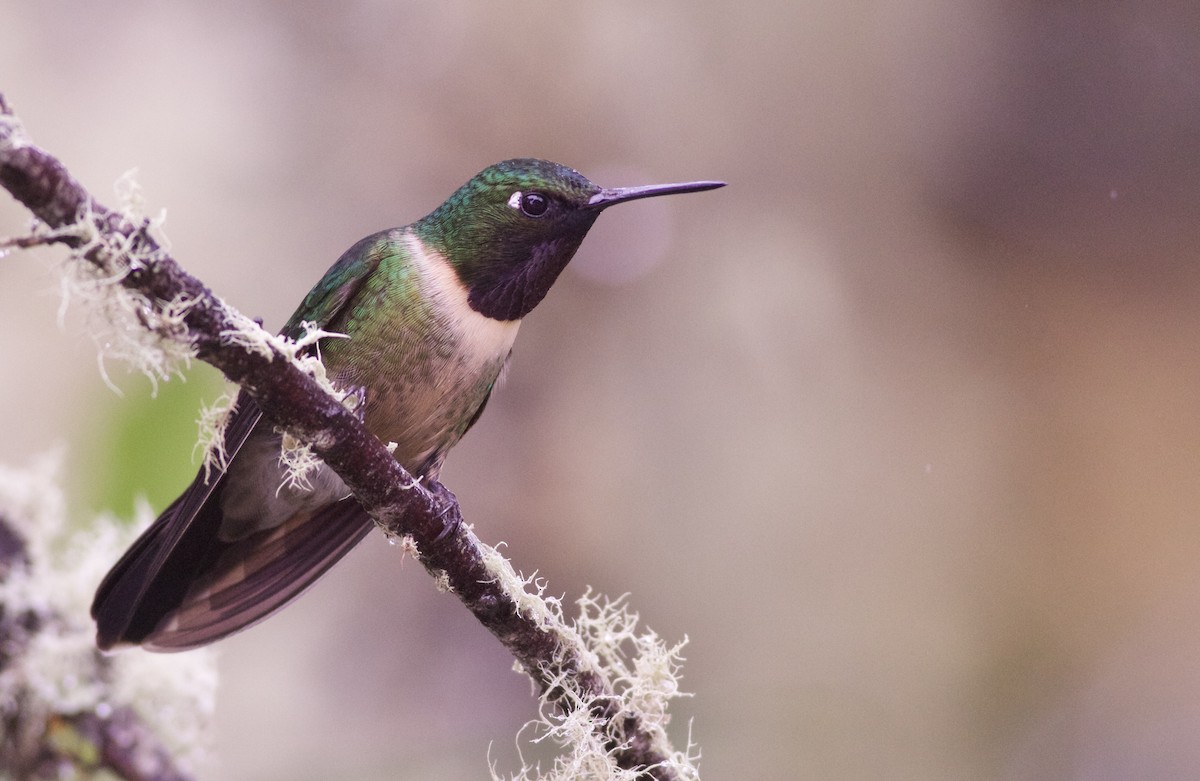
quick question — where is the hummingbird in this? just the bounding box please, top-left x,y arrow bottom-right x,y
91,158 -> 723,651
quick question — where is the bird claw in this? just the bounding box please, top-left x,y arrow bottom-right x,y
428,480 -> 461,543
340,385 -> 368,422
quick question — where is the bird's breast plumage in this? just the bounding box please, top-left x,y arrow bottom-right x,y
321,228 -> 519,473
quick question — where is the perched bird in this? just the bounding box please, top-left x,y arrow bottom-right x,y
91,158 -> 723,651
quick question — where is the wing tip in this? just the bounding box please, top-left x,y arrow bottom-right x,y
92,590 -> 135,651
94,631 -> 121,652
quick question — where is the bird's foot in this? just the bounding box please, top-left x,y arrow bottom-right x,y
339,385 -> 368,421
427,480 -> 462,543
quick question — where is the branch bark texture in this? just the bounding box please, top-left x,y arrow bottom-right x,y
0,94 -> 690,779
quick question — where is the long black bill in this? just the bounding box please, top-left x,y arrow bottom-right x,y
587,179 -> 725,209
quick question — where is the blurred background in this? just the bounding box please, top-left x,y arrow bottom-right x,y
5,1 -> 1200,779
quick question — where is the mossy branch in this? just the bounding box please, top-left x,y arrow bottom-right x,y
1,482 -> 211,781
0,94 -> 696,780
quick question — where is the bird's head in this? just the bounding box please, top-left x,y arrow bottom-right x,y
417,158 -> 723,320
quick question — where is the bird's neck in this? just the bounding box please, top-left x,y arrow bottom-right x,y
402,228 -> 522,362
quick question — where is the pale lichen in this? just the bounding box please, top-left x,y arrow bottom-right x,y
0,454 -> 217,772
479,544 -> 698,781
218,316 -> 349,402
216,316 -> 354,485
194,388 -> 239,480
216,307 -> 277,360
572,591 -> 691,735
478,539 -> 563,629
46,172 -> 195,395
277,431 -> 322,494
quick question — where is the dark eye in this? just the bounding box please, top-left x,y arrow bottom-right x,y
519,192 -> 550,217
